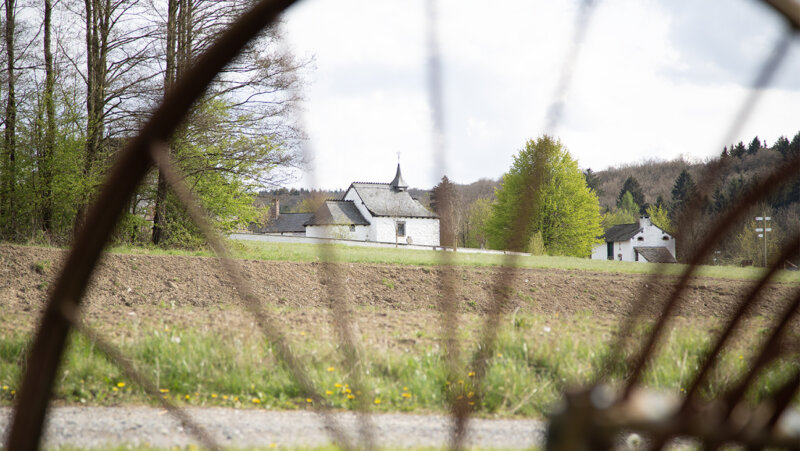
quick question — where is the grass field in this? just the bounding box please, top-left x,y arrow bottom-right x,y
103,240 -> 800,283
1,314 -> 796,419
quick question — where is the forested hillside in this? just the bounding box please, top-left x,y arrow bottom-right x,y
586,133 -> 800,265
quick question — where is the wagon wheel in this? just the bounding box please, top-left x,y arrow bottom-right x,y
6,0 -> 800,449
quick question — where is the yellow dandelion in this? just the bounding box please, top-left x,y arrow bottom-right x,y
344,388 -> 352,394
211,393 -> 218,399
223,395 -> 229,400
327,366 -> 335,372
325,390 -> 334,395
300,331 -> 306,336
344,384 -> 349,388
334,383 -> 342,388
401,393 -> 412,398
185,394 -> 190,400
117,382 -> 126,388
468,371 -> 475,377
194,392 -> 199,397
306,398 -> 313,403
347,394 -> 355,400
457,380 -> 464,385
373,398 -> 381,405
739,355 -> 744,360
496,353 -> 503,357
269,443 -> 277,449
112,387 -> 118,392
10,390 -> 15,395
162,395 -> 168,399
467,392 -> 474,398
403,386 -> 408,391
159,388 -> 169,393
468,401 -> 475,406
252,398 -> 261,404
233,396 -> 239,401
2,385 -> 8,390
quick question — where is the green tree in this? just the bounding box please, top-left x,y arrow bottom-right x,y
431,175 -> 462,249
485,136 -> 602,256
747,136 -> 762,155
730,141 -> 746,158
646,203 -> 672,234
617,176 -> 645,211
773,136 -> 790,159
464,197 -> 492,249
601,208 -> 637,231
583,168 -> 603,196
617,191 -> 639,216
671,169 -> 697,221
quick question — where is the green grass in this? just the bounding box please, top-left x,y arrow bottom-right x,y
2,316 -> 796,418
103,240 -> 800,283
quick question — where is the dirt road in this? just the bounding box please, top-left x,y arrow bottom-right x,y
0,407 -> 545,449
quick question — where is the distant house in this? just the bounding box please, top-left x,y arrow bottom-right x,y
591,216 -> 676,263
249,199 -> 311,236
305,164 -> 440,246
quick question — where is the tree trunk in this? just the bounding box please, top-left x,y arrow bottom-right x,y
40,0 -> 55,233
3,0 -> 17,239
152,0 -> 186,244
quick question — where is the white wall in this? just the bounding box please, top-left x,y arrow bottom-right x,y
341,186 -> 440,246
372,216 -> 440,246
635,217 -> 676,260
305,224 -> 370,241
590,217 -> 676,262
591,243 -> 608,260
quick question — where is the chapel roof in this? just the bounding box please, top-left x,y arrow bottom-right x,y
349,182 -> 436,218
389,163 -> 408,191
305,200 -> 370,226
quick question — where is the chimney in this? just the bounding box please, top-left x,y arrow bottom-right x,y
639,215 -> 651,228
272,199 -> 280,220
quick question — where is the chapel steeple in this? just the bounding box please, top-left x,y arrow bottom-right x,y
389,163 -> 408,191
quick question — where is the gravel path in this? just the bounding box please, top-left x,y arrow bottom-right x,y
0,407 -> 545,449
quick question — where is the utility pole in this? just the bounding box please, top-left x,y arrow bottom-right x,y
755,213 -> 772,267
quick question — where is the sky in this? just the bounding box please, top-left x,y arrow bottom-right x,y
279,0 -> 800,190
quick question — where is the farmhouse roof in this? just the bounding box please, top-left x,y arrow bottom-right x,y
305,200 -> 370,226
251,212 -> 312,233
634,246 -> 677,263
603,223 -> 642,242
349,182 -> 436,218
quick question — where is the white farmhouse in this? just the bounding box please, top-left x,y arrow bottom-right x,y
304,164 -> 440,246
591,216 -> 676,263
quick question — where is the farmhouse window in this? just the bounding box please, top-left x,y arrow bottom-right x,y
397,221 -> 406,237
637,236 -> 644,241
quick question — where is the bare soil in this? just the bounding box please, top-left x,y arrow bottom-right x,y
1,244 -> 796,343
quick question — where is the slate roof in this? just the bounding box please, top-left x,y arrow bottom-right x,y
305,200 -> 370,226
389,163 -> 408,190
603,223 -> 642,242
634,246 -> 677,263
349,183 -> 437,218
250,213 -> 312,233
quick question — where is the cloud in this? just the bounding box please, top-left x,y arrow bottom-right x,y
282,0 -> 800,190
